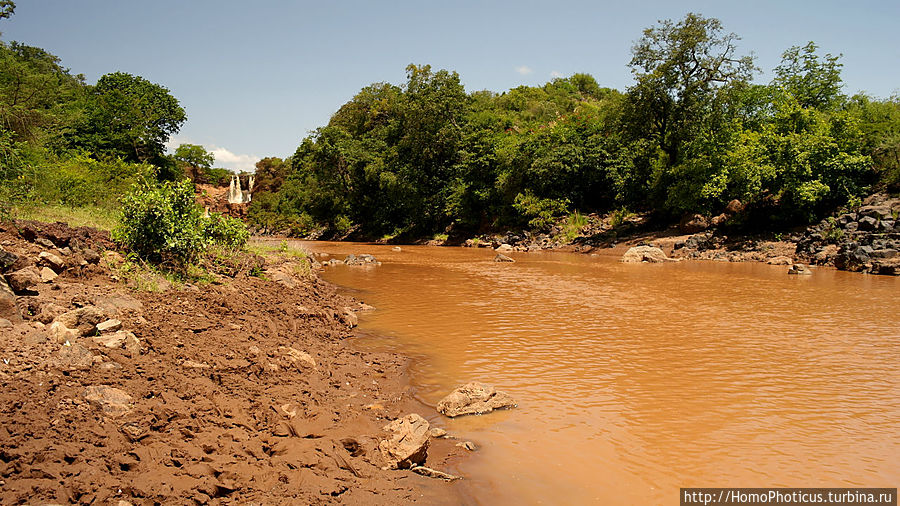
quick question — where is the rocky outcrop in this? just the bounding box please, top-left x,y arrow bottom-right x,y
795,195 -> 900,275
621,246 -> 673,263
379,414 -> 430,469
436,382 -> 517,418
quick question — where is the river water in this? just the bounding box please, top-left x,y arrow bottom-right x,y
295,241 -> 899,505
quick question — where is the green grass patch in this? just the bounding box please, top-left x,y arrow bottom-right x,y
9,204 -> 119,230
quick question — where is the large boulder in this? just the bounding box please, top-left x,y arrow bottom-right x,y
725,199 -> 744,215
6,267 -> 40,293
678,214 -> 709,234
436,382 -> 517,418
379,414 -> 430,469
621,246 -> 672,263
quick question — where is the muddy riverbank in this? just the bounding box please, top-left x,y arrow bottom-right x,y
0,221 -> 465,504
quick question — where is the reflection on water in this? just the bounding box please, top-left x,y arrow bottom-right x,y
294,241 -> 900,505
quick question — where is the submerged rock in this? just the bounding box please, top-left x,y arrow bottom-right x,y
379,413 -> 430,469
493,253 -> 515,263
621,246 -> 673,263
788,264 -> 812,275
437,382 -> 517,417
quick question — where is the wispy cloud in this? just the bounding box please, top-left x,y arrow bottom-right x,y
209,146 -> 260,172
550,70 -> 563,78
166,138 -> 260,172
515,65 -> 533,75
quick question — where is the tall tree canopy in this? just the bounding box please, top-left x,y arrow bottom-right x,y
76,72 -> 186,163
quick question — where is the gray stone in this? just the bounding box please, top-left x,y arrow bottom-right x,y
493,253 -> 515,263
0,247 -> 19,272
411,465 -> 461,481
858,205 -> 891,219
82,248 -> 101,264
678,214 -> 709,234
858,216 -> 878,231
91,330 -> 133,349
879,220 -> 895,232
437,382 -> 517,417
787,264 -> 812,275
54,306 -> 106,336
871,249 -> 898,259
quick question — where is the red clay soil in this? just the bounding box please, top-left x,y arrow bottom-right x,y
0,224 -> 465,505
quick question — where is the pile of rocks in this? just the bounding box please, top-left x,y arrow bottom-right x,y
796,196 -> 900,275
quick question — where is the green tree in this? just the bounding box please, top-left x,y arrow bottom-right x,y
0,41 -> 84,142
77,72 -> 186,164
624,13 -> 755,170
773,42 -> 843,111
173,143 -> 213,181
0,1 -> 14,21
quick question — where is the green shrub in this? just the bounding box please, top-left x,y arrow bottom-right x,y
113,180 -> 249,267
512,190 -> 570,230
203,212 -> 249,248
113,180 -> 206,266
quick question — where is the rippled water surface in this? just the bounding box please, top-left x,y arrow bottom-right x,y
294,241 -> 899,505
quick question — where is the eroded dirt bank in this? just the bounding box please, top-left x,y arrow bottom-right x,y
0,222 -> 463,505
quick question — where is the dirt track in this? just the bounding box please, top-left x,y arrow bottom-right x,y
0,223 -> 463,505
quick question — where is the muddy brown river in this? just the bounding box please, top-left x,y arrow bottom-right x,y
297,241 -> 899,505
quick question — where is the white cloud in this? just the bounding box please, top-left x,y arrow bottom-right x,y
209,146 -> 261,172
550,70 -> 564,78
165,137 -> 260,172
515,65 -> 533,75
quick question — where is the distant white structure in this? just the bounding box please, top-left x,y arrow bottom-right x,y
227,175 -> 254,204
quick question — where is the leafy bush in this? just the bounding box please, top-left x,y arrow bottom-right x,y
512,190 -> 570,230
113,180 -> 249,267
203,212 -> 249,248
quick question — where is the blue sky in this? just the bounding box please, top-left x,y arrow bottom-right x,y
2,0 -> 898,171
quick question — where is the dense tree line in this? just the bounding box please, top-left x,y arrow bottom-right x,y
0,2 -> 199,211
251,13 -> 899,238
